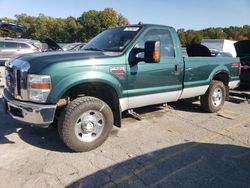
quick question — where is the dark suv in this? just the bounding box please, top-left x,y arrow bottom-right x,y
234,40 -> 250,85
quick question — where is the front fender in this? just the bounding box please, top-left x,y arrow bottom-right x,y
47,71 -> 124,104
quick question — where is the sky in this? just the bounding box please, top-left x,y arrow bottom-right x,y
0,0 -> 249,30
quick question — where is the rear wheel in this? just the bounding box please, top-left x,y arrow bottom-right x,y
58,96 -> 113,152
200,80 -> 226,113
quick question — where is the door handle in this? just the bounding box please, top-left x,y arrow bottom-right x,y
185,67 -> 193,71
175,64 -> 182,72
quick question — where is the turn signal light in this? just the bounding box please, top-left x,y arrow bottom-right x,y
153,51 -> 160,61
30,83 -> 51,90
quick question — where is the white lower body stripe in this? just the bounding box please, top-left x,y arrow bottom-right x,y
119,85 -> 210,112
120,90 -> 180,112
179,85 -> 209,99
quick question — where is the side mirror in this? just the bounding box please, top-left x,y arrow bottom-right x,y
144,41 -> 160,63
129,40 -> 161,66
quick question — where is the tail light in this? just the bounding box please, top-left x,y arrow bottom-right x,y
32,47 -> 41,52
231,62 -> 240,68
238,64 -> 242,76
231,62 -> 241,76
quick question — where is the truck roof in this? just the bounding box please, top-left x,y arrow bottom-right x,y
116,24 -> 175,31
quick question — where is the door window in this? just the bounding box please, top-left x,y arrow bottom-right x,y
0,42 -> 4,49
135,29 -> 175,59
5,42 -> 18,49
20,43 -> 30,49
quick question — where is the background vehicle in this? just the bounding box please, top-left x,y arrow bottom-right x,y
201,39 -> 237,57
234,40 -> 250,85
42,36 -> 63,51
0,38 -> 41,86
3,24 -> 241,152
0,20 -> 25,37
0,21 -> 41,86
209,48 -> 233,57
42,37 -> 85,51
0,38 -> 41,61
62,43 -> 86,51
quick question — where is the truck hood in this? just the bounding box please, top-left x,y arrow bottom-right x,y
234,40 -> 250,57
42,36 -> 63,51
16,51 -> 109,73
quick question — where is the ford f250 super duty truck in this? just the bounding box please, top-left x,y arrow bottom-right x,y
2,24 -> 241,152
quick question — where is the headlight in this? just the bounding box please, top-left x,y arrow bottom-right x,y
4,59 -> 11,67
28,74 -> 51,103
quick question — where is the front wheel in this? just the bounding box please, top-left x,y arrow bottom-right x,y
200,80 -> 226,113
58,97 -> 114,152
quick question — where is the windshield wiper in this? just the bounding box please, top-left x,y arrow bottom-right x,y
84,47 -> 105,52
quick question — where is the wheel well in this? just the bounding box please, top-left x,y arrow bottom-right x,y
212,72 -> 229,99
212,72 -> 229,86
61,82 -> 121,127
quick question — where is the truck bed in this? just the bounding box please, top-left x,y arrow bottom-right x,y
179,56 -> 240,99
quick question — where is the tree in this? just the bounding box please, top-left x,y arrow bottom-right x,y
77,10 -> 102,42
64,17 -> 80,42
177,31 -> 187,46
186,30 -> 202,45
117,14 -> 129,26
77,8 -> 130,42
1,9 -> 249,44
100,8 -> 117,30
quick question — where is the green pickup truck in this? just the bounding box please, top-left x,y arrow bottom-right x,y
2,24 -> 241,152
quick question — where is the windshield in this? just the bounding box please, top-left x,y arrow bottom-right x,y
83,26 -> 142,52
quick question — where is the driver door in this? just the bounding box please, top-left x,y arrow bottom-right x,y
126,28 -> 183,109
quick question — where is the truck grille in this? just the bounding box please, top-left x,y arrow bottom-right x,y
16,69 -> 21,95
5,59 -> 29,100
5,66 -> 16,96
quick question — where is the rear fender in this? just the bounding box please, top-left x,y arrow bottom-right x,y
208,65 -> 230,83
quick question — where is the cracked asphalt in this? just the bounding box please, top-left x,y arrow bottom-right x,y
0,88 -> 250,188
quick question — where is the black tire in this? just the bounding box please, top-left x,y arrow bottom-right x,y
200,80 -> 226,113
58,96 -> 114,152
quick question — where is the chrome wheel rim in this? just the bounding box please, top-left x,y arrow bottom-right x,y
212,88 -> 223,107
75,110 -> 105,143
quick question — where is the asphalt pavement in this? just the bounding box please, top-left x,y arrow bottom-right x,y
0,87 -> 250,188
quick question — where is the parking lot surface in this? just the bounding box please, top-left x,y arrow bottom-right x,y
0,88 -> 250,188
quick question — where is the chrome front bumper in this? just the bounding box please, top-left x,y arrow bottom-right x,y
2,88 -> 56,127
